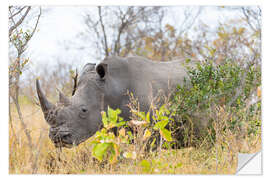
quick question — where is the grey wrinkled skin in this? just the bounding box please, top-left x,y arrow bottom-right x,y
36,56 -> 196,148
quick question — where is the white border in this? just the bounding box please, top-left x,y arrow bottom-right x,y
0,0 -> 9,178
7,0 -> 264,6
1,0 -> 269,180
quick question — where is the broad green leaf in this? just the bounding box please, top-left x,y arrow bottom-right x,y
153,119 -> 169,130
92,143 -> 111,161
160,128 -> 173,142
116,121 -> 126,127
108,107 -> 117,123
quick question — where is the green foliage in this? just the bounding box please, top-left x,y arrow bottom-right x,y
90,104 -> 176,164
102,107 -> 126,129
140,159 -> 151,173
90,107 -> 128,164
170,59 -> 261,147
176,60 -> 242,111
131,103 -> 175,144
152,105 -> 174,142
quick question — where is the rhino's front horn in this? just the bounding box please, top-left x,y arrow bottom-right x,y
36,79 -> 56,119
57,88 -> 71,106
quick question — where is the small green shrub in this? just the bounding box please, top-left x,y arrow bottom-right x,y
90,107 -> 128,164
90,103 -> 176,164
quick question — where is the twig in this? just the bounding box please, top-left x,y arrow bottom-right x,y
32,130 -> 45,174
98,6 -> 109,57
9,6 -> 27,20
72,69 -> 78,96
9,6 -> 31,37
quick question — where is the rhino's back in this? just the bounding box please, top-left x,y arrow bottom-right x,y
125,56 -> 194,95
111,56 -> 195,112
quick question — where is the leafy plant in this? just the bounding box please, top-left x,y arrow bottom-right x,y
90,107 -> 128,164
170,59 -> 261,147
152,104 -> 174,142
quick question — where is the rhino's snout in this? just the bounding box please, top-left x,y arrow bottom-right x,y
49,128 -> 74,148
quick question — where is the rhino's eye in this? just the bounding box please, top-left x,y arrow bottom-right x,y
81,107 -> 88,113
79,105 -> 88,118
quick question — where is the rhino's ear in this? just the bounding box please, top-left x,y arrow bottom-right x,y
96,63 -> 108,79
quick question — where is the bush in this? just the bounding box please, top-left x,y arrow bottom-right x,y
90,101 -> 176,164
170,59 -> 261,147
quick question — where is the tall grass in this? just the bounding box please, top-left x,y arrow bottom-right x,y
9,99 -> 261,174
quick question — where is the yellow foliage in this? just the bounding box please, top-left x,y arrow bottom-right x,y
143,129 -> 151,141
165,24 -> 175,32
238,27 -> 245,34
257,86 -> 261,98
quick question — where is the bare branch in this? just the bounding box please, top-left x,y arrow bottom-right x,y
241,7 -> 257,32
9,6 -> 31,37
9,6 -> 27,20
19,7 -> 42,55
98,6 -> 109,57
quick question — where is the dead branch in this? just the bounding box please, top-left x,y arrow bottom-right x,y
9,6 -> 27,20
9,6 -> 31,37
98,6 -> 109,57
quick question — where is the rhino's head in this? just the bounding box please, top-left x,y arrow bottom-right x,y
36,59 -> 128,148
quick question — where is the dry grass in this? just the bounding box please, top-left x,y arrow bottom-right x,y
9,101 -> 261,174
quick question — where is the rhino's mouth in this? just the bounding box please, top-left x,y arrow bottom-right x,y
52,135 -> 77,148
54,142 -> 74,148
51,132 -> 92,148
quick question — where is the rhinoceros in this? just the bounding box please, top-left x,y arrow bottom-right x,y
36,56 -> 196,148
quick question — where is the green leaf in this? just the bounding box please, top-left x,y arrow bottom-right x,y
175,162 -> 183,168
150,138 -> 156,148
185,58 -> 191,63
140,160 -> 151,173
108,107 -> 117,123
92,143 -> 111,161
116,120 -> 126,127
143,129 -> 152,140
153,119 -> 169,130
101,111 -> 108,128
160,128 -> 173,142
146,112 -> 150,123
132,110 -> 146,121
109,143 -> 119,164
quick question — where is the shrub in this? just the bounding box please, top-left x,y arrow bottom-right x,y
170,59 -> 261,147
90,100 -> 176,164
90,107 -> 128,164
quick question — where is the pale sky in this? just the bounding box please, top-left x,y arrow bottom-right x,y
25,6 -> 242,73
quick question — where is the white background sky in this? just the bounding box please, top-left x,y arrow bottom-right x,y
26,6 -> 242,67
1,0 -> 270,179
